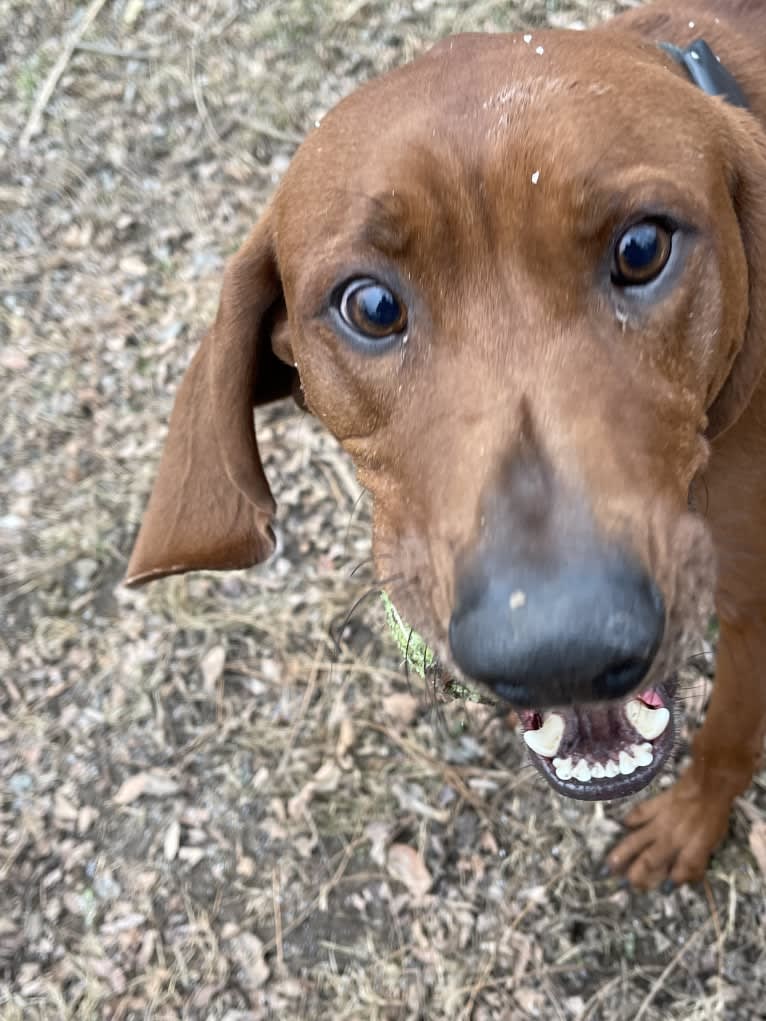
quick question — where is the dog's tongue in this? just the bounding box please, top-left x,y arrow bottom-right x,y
518,688 -> 674,800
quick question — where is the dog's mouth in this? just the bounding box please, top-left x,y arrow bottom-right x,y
517,683 -> 675,800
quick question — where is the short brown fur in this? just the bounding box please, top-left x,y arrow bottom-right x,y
127,0 -> 766,889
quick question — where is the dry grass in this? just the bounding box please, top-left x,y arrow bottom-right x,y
1,1 -> 765,1018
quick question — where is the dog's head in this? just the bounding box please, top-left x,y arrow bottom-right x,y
126,30 -> 766,799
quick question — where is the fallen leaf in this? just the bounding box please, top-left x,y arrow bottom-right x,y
366,821 -> 392,867
77,805 -> 97,835
119,255 -> 148,277
164,820 -> 181,861
54,793 -> 79,824
123,0 -> 145,26
386,843 -> 432,899
335,716 -> 355,761
313,761 -> 342,791
229,932 -> 270,990
749,821 -> 766,876
85,957 -> 126,994
114,772 -> 179,805
515,987 -> 545,1015
200,645 -> 226,695
178,847 -> 206,865
288,761 -> 341,818
382,692 -> 419,727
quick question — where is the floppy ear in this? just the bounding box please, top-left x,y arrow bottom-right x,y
706,111 -> 766,439
125,207 -> 298,586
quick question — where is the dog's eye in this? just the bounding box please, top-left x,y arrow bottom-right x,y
612,221 -> 673,286
339,279 -> 407,339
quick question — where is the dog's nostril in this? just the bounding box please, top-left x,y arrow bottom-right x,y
592,658 -> 650,701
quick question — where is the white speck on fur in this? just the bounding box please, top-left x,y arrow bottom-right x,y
523,33 -> 532,44
536,46 -> 544,56
531,170 -> 540,184
688,20 -> 695,28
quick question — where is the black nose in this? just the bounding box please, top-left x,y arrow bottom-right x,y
448,550 -> 664,707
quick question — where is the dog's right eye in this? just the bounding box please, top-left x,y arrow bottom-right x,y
612,221 -> 674,287
337,278 -> 408,341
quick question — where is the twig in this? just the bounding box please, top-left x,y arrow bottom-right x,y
459,946 -> 497,1021
262,836 -> 364,955
272,866 -> 285,971
635,920 -> 713,1021
19,0 -> 110,150
75,40 -> 159,60
275,638 -> 324,774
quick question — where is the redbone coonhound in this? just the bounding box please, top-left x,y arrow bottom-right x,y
126,0 -> 766,890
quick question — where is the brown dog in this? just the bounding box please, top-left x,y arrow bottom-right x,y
126,0 -> 766,889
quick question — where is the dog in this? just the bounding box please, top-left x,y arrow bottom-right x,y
126,0 -> 766,890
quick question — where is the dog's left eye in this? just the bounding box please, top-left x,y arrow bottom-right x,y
338,279 -> 408,340
612,221 -> 673,287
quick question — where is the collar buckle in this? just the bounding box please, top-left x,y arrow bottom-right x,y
660,38 -> 749,109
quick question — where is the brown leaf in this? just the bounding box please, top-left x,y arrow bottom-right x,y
288,761 -> 341,819
386,843 -> 432,899
335,716 -> 355,762
77,805 -> 97,835
382,692 -> 419,727
749,821 -> 766,876
114,771 -> 179,805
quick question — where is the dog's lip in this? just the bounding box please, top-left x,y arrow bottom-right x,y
516,682 -> 676,801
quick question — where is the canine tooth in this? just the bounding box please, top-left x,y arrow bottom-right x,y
591,762 -> 605,779
604,759 -> 619,778
619,750 -> 637,775
554,757 -> 573,780
626,700 -> 670,741
523,713 -> 565,758
633,744 -> 653,768
573,760 -> 592,782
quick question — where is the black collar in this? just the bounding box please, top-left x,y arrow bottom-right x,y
659,38 -> 749,109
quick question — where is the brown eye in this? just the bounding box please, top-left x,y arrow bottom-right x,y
339,278 -> 408,340
612,221 -> 673,286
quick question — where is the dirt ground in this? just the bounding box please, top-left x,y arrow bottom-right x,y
2,0 -> 766,1018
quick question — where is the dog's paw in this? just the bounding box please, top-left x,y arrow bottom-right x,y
605,773 -> 731,890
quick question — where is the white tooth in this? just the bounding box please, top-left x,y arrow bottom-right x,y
591,762 -> 605,779
605,759 -> 619,778
633,744 -> 654,768
626,699 -> 670,741
554,757 -> 573,780
523,713 -> 565,758
619,750 -> 637,775
573,760 -> 592,782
